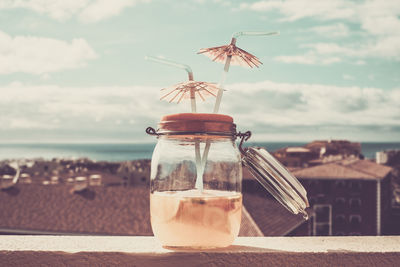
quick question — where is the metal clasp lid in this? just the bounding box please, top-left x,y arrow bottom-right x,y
239,131 -> 310,219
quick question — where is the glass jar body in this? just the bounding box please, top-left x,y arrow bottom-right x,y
150,134 -> 242,248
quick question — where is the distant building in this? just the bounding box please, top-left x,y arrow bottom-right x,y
273,139 -> 362,168
0,158 -> 150,187
273,147 -> 318,168
291,158 -> 393,236
376,150 -> 400,166
305,140 -> 361,158
375,149 -> 400,234
117,160 -> 150,187
376,150 -> 400,208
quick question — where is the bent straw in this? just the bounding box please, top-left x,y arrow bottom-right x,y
145,56 -> 197,112
200,31 -> 279,169
145,56 -> 204,191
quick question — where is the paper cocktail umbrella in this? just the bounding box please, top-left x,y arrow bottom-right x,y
160,81 -> 218,107
198,38 -> 262,68
198,31 -> 278,113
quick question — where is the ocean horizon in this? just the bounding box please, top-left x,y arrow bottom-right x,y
1,142 -> 400,162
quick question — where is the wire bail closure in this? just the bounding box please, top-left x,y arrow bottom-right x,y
237,131 -> 251,154
145,126 -> 251,145
146,127 -> 159,136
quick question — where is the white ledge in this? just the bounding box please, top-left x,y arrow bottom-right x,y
1,236 -> 400,267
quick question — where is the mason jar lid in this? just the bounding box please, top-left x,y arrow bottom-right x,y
242,146 -> 310,219
158,113 -> 236,135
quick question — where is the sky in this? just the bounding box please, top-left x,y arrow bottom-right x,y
1,0 -> 399,143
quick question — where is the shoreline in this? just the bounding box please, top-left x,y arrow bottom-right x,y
1,141 -> 400,162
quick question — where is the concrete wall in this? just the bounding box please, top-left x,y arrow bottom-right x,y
1,236 -> 399,267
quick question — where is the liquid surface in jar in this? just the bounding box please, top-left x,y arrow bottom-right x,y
150,189 -> 242,248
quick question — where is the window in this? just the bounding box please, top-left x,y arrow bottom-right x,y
315,224 -> 330,236
349,215 -> 362,231
334,214 -> 346,227
308,196 -> 317,207
322,181 -> 331,194
349,198 -> 362,212
315,205 -> 330,222
313,204 -> 332,236
335,197 -> 346,211
335,181 -> 346,189
316,194 -> 326,203
349,181 -> 362,193
308,180 -> 320,192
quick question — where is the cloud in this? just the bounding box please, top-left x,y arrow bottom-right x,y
1,81 -> 399,142
239,0 -> 400,30
79,0 -> 146,23
275,34 -> 400,65
0,0 -> 149,22
342,74 -> 354,80
240,0 -> 400,64
308,23 -> 350,38
239,0 -> 357,22
0,83 -> 190,142
0,0 -> 89,21
222,81 -> 400,136
275,53 -> 341,65
0,30 -> 97,74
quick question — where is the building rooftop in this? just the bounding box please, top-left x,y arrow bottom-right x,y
0,183 -> 267,237
285,147 -> 311,153
292,159 -> 392,180
0,184 -> 152,235
243,191 -> 310,236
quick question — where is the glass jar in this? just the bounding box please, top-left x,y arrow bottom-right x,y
147,113 -> 310,249
148,113 -> 242,248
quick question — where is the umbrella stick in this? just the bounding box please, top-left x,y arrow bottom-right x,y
190,88 -> 197,113
213,56 -> 231,113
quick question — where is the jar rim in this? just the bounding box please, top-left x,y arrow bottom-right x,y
158,113 -> 236,135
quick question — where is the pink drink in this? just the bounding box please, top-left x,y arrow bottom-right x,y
150,189 -> 242,248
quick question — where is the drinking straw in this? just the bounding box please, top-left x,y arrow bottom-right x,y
145,56 -> 204,191
8,161 -> 20,184
145,56 -> 197,112
199,31 -> 279,169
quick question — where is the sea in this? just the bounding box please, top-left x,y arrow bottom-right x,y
1,142 -> 400,162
